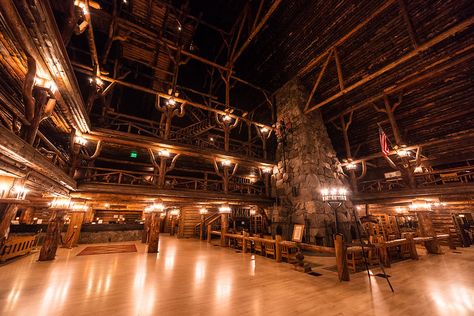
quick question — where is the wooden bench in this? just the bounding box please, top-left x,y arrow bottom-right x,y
0,234 -> 37,262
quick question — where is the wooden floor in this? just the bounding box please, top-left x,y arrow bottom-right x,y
1,236 -> 473,316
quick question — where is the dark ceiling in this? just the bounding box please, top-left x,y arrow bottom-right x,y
51,0 -> 474,171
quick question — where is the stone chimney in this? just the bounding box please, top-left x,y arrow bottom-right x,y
272,79 -> 353,245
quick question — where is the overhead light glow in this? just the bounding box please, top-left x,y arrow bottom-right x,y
345,162 -> 357,170
158,149 -> 171,157
199,208 -> 208,215
221,159 -> 231,167
219,205 -> 232,214
397,149 -> 410,157
75,135 -> 88,146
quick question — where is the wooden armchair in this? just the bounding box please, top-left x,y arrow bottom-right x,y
280,244 -> 297,263
254,241 -> 264,255
264,242 -> 276,259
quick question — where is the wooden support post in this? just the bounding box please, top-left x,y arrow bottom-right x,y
199,214 -> 205,240
220,213 -> 229,247
63,211 -> 84,248
334,234 -> 350,281
275,235 -> 282,262
142,212 -> 151,243
207,224 -> 212,243
39,210 -> 65,261
0,204 -> 18,249
242,233 -> 248,253
406,234 -> 419,260
147,212 -> 161,253
170,216 -> 176,236
417,212 -> 442,254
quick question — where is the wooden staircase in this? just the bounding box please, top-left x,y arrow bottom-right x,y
431,213 -> 463,247
173,117 -> 214,140
177,207 -> 204,238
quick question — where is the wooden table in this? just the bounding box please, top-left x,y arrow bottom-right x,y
374,238 -> 418,267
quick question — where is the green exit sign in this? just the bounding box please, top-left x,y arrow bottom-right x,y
130,151 -> 138,158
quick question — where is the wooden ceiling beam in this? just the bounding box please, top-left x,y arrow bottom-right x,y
231,0 -> 282,64
305,17 -> 474,114
328,44 -> 474,123
72,64 -> 273,129
297,0 -> 397,78
341,129 -> 474,166
353,183 -> 474,204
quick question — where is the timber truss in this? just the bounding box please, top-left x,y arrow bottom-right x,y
0,0 -> 280,206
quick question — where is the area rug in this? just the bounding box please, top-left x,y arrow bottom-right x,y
77,244 -> 137,256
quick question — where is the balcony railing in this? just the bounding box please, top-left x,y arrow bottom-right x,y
79,166 -> 266,196
95,112 -> 269,159
359,165 -> 474,193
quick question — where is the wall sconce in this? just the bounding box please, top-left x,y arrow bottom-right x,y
75,135 -> 88,146
249,208 -> 257,216
34,76 -> 57,93
170,209 -> 180,216
145,203 -> 165,213
345,162 -> 357,170
166,98 -> 176,106
158,149 -> 171,157
260,127 -> 269,134
74,0 -> 88,15
261,166 -> 272,174
12,185 -> 29,200
199,208 -> 208,215
409,200 -> 431,211
50,197 -> 73,209
219,204 -> 232,214
397,149 -> 410,157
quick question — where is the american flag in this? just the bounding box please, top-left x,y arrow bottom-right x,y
379,127 -> 390,156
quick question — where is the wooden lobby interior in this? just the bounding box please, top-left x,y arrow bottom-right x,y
0,0 -> 473,315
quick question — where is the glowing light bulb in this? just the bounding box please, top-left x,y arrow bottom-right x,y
158,149 -> 170,157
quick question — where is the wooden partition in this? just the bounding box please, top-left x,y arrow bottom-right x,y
0,234 -> 37,262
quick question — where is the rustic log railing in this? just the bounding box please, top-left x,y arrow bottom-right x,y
0,234 -> 38,262
79,167 -> 266,196
359,166 -> 474,193
97,111 -> 267,159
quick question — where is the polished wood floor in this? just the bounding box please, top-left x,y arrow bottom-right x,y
1,236 -> 473,316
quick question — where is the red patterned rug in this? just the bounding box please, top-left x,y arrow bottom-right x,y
77,244 -> 137,256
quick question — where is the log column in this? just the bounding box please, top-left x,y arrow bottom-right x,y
334,234 -> 350,281
142,212 -> 151,243
199,214 -> 205,240
63,211 -> 85,248
147,212 -> 161,253
0,204 -> 18,249
417,212 -> 442,254
220,213 -> 229,247
39,210 -> 66,261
